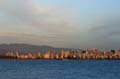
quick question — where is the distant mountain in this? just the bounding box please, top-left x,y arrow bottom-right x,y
0,48 -> 8,55
0,44 -> 82,55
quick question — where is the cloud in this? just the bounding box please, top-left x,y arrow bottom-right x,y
0,0 -> 76,32
0,0 -> 79,46
87,15 -> 120,49
90,16 -> 120,37
0,32 -> 75,48
0,32 -> 39,45
0,32 -> 37,37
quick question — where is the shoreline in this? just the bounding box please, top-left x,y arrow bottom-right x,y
0,57 -> 120,60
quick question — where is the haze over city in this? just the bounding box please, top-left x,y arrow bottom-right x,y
0,0 -> 120,50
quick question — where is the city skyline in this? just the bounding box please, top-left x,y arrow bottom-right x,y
0,0 -> 120,49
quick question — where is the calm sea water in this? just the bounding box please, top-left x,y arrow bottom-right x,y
0,60 -> 120,79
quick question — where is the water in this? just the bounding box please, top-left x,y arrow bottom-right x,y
0,60 -> 120,79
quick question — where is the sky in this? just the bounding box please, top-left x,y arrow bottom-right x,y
0,0 -> 120,50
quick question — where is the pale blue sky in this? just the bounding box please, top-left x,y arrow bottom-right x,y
0,0 -> 120,49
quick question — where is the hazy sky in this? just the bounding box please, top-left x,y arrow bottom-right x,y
0,0 -> 120,49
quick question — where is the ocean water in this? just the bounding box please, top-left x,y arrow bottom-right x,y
0,60 -> 120,79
